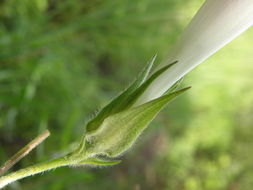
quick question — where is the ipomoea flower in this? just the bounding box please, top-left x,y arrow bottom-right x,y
1,0 -> 253,188
135,0 -> 253,105
78,0 -> 253,160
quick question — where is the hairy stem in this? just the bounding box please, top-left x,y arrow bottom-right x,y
0,156 -> 72,189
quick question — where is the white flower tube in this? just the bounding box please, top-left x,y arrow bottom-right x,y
135,0 -> 253,105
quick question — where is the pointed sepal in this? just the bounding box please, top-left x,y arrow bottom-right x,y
164,77 -> 184,95
84,86 -> 191,158
122,61 -> 178,108
86,55 -> 157,133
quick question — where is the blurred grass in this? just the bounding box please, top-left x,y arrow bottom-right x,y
1,0 -> 253,189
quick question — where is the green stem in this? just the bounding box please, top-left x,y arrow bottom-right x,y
0,156 -> 72,189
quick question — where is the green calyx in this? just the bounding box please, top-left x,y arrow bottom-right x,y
84,86 -> 190,158
85,54 -> 158,133
72,56 -> 190,166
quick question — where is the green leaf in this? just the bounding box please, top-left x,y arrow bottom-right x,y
84,86 -> 191,157
76,157 -> 121,166
86,55 -> 156,133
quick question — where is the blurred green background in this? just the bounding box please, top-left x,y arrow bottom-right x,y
1,0 -> 253,189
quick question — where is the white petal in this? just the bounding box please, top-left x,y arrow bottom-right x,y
135,0 -> 253,105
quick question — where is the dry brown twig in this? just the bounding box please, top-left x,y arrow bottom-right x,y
0,130 -> 50,175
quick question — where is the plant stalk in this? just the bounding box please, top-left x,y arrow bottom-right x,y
0,156 -> 72,189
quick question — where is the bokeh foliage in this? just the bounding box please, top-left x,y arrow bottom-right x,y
0,0 -> 253,189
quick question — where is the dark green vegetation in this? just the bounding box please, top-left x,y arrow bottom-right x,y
1,0 -> 253,189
